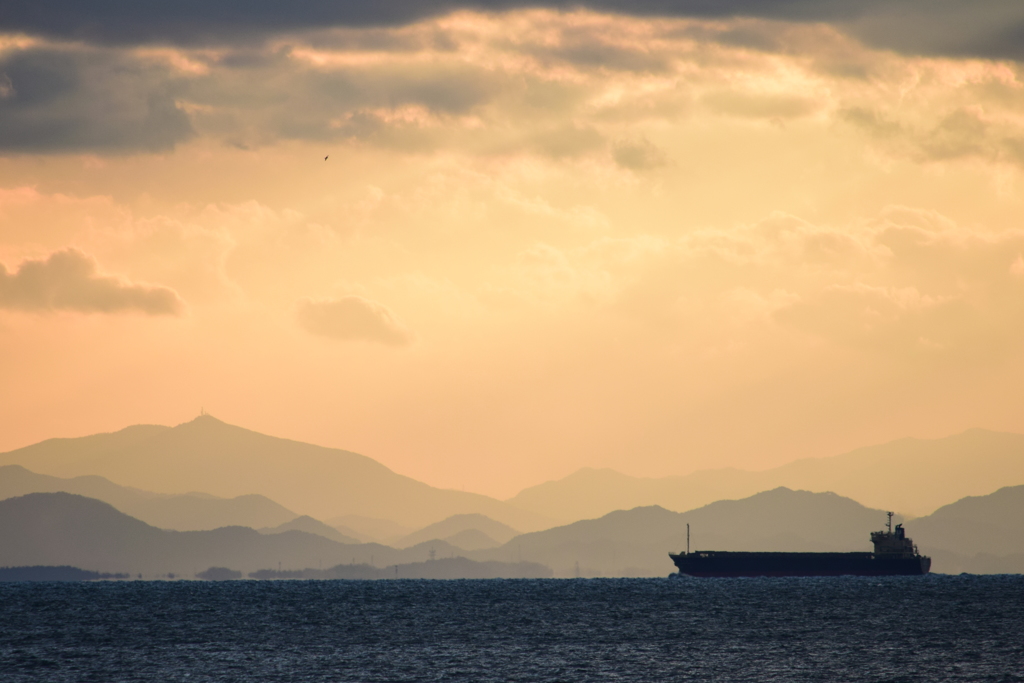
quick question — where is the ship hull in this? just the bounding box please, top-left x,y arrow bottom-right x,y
670,551 -> 931,578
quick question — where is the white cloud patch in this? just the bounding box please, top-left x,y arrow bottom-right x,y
296,295 -> 412,346
0,248 -> 184,315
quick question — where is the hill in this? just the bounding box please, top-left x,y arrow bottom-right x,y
0,416 -> 553,530
324,515 -> 410,544
441,529 -> 503,551
507,467 -> 761,525
259,516 -> 359,544
0,492 -> 546,578
507,429 -> 1024,521
0,464 -> 298,531
0,492 -> 363,576
476,488 -> 898,577
905,485 -> 1024,567
488,484 -> 1024,577
396,514 -> 519,549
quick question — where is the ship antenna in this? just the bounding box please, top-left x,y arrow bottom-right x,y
687,523 -> 690,555
887,511 -> 893,534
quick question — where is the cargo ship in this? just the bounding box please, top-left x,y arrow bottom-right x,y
669,512 -> 931,577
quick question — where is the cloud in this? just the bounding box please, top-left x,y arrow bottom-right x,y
613,138 -> 666,170
703,91 -> 818,120
0,249 -> 184,315
2,9 -> 1023,168
296,296 -> 412,345
0,47 -> 193,152
5,1 -> 1024,61
476,205 -> 1024,363
774,283 -> 971,353
843,0 -> 1024,61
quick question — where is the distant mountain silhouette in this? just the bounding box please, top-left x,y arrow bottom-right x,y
0,492 -> 536,577
0,416 -> 553,530
1,424 -> 169,467
5,486 -> 1021,578
0,492 -> 364,576
508,429 -> 1024,521
904,485 -> 1024,572
442,529 -> 502,551
324,514 -> 411,544
259,515 -> 359,544
0,465 -> 298,531
477,488 -> 903,577
396,513 -> 520,549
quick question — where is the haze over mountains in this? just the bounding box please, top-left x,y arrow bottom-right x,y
0,493 -> 546,578
0,416 -> 552,531
0,465 -> 297,531
4,417 -> 1024,534
478,488 -> 901,578
395,514 -> 520,550
910,486 -> 1024,559
3,417 -> 1024,579
4,485 -> 1021,579
487,486 -> 1024,577
259,516 -> 359,545
510,429 -> 1024,522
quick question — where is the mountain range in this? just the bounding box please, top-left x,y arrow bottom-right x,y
909,485 -> 1024,560
0,416 -> 552,531
0,492 -> 542,577
0,464 -> 297,531
480,485 -> 1024,577
5,484 -> 1022,579
394,513 -> 520,550
3,417 -> 1024,578
479,488 -> 900,577
5,418 -> 1024,533
258,516 -> 360,544
509,429 -> 1024,521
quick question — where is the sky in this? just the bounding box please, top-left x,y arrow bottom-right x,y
3,1 -> 1024,499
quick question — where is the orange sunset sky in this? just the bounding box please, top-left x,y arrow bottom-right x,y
3,2 -> 1024,498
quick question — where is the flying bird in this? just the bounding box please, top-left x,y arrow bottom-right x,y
324,155 -> 329,161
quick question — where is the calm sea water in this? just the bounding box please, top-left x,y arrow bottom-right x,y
2,575 -> 1023,682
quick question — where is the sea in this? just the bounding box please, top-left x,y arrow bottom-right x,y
1,575 -> 1022,682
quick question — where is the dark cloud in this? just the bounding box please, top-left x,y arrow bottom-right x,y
296,296 -> 412,345
843,0 -> 1024,61
520,24 -> 675,74
0,1 -> 456,45
4,1 -> 1024,60
0,249 -> 184,315
182,55 -> 505,149
0,47 -> 193,153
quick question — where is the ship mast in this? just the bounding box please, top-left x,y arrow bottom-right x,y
886,511 -> 893,534
687,524 -> 690,555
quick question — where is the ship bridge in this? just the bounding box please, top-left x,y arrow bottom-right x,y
870,512 -> 917,557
